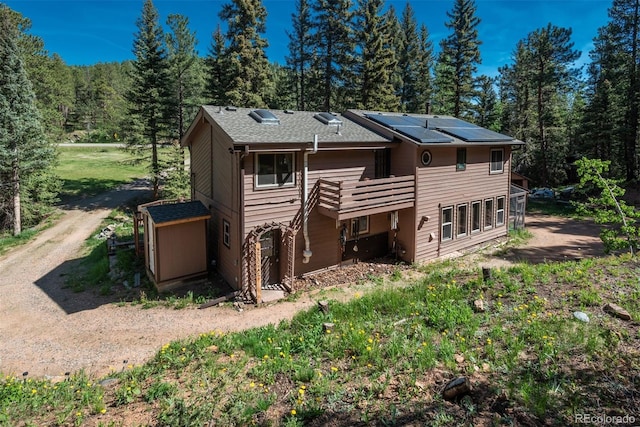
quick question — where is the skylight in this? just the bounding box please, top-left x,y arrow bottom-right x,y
314,112 -> 343,125
249,109 -> 280,124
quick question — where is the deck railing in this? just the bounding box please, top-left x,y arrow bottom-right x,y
317,175 -> 415,220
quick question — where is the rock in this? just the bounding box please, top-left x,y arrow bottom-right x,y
473,299 -> 486,313
318,300 -> 330,314
603,303 -> 632,321
454,354 -> 465,364
322,322 -> 335,332
207,345 -> 219,353
442,376 -> 471,401
573,311 -> 590,323
99,378 -> 118,387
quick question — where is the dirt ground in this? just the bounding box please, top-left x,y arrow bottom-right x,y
0,184 -> 604,380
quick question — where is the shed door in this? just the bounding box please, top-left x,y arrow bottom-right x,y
260,230 -> 279,286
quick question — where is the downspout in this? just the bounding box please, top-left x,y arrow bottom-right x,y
302,135 -> 318,263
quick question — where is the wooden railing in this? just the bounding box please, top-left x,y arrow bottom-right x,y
317,175 -> 415,220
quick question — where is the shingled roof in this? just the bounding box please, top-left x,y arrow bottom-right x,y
196,106 -> 391,145
143,201 -> 210,226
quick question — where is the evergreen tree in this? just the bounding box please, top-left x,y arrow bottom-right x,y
311,0 -> 355,111
396,4 -> 419,111
0,6 -> 57,235
355,0 -> 399,110
219,0 -> 272,107
435,0 -> 482,117
127,0 -> 170,199
472,75 -> 500,129
206,26 -> 233,105
286,0 -> 314,110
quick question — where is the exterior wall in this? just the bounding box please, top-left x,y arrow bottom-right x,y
155,220 -> 208,285
390,139 -> 419,262
414,145 -> 511,261
188,120 -> 242,290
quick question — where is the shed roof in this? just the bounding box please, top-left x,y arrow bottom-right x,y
193,106 -> 391,145
144,201 -> 210,227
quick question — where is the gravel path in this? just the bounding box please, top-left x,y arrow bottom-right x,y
0,185 -> 604,380
0,182 -> 318,379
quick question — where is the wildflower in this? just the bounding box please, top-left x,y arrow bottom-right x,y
326,329 -> 331,334
100,408 -> 106,414
263,355 -> 269,360
291,409 -> 297,416
331,366 -> 338,372
250,382 -> 255,388
298,389 -> 305,396
486,338 -> 492,345
31,389 -> 37,394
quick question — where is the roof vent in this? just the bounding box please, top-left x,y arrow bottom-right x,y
284,109 -> 295,114
314,112 -> 343,125
249,109 -> 280,124
226,106 -> 237,111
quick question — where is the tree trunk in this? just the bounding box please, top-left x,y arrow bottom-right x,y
12,157 -> 21,236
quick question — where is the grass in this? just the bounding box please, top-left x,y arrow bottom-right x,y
2,254 -> 639,426
56,146 -> 144,202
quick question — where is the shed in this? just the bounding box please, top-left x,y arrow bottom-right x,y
139,200 -> 210,291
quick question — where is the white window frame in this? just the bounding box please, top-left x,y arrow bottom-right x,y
350,216 -> 369,237
223,219 -> 231,248
457,203 -> 468,237
484,198 -> 494,230
255,152 -> 295,188
496,196 -> 505,226
471,201 -> 481,233
490,148 -> 504,174
441,206 -> 453,241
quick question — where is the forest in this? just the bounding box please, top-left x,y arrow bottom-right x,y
1,0 -> 639,236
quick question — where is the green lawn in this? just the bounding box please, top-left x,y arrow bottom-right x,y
56,146 -> 145,202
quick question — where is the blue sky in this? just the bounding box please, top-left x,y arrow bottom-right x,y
5,0 -> 612,76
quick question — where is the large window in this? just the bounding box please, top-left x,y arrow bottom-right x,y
496,196 -> 505,226
442,207 -> 453,241
457,204 -> 468,237
456,148 -> 467,171
484,198 -> 494,229
471,201 -> 481,233
256,153 -> 295,187
490,148 -> 504,173
350,216 -> 369,237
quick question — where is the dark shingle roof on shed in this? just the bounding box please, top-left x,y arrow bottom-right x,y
144,201 -> 210,226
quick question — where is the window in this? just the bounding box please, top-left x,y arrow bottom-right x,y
496,196 -> 505,226
490,148 -> 504,173
471,201 -> 481,233
223,219 -> 230,248
256,153 -> 294,188
350,216 -> 369,237
484,198 -> 494,229
441,207 -> 453,241
457,204 -> 468,237
456,148 -> 466,171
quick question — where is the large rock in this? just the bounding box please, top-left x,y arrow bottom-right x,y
603,303 -> 632,321
442,376 -> 471,400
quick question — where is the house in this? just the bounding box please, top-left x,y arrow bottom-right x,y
181,106 -> 524,302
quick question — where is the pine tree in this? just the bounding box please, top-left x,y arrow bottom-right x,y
472,75 -> 500,129
286,0 -> 314,111
355,0 -> 398,110
206,26 -> 233,105
219,0 -> 272,107
127,0 -> 170,199
311,0 -> 355,111
436,0 -> 482,117
0,6 -> 57,235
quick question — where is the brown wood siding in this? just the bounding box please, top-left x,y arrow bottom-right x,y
414,146 -> 511,262
294,209 -> 340,275
191,125 -> 212,199
155,220 -> 207,283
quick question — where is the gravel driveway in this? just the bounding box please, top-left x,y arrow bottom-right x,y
0,182 -> 317,379
0,184 -> 604,380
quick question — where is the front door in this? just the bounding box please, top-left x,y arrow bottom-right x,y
260,230 -> 279,286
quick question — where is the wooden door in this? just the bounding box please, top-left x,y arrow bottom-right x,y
260,230 -> 279,286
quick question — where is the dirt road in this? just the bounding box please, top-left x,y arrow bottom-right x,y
0,185 -> 604,379
0,182 -> 320,379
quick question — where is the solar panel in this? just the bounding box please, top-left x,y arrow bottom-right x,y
426,117 -> 480,129
393,126 -> 453,143
365,114 -> 413,128
437,127 -> 514,142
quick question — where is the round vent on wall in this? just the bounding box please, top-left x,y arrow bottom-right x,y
421,150 -> 432,166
